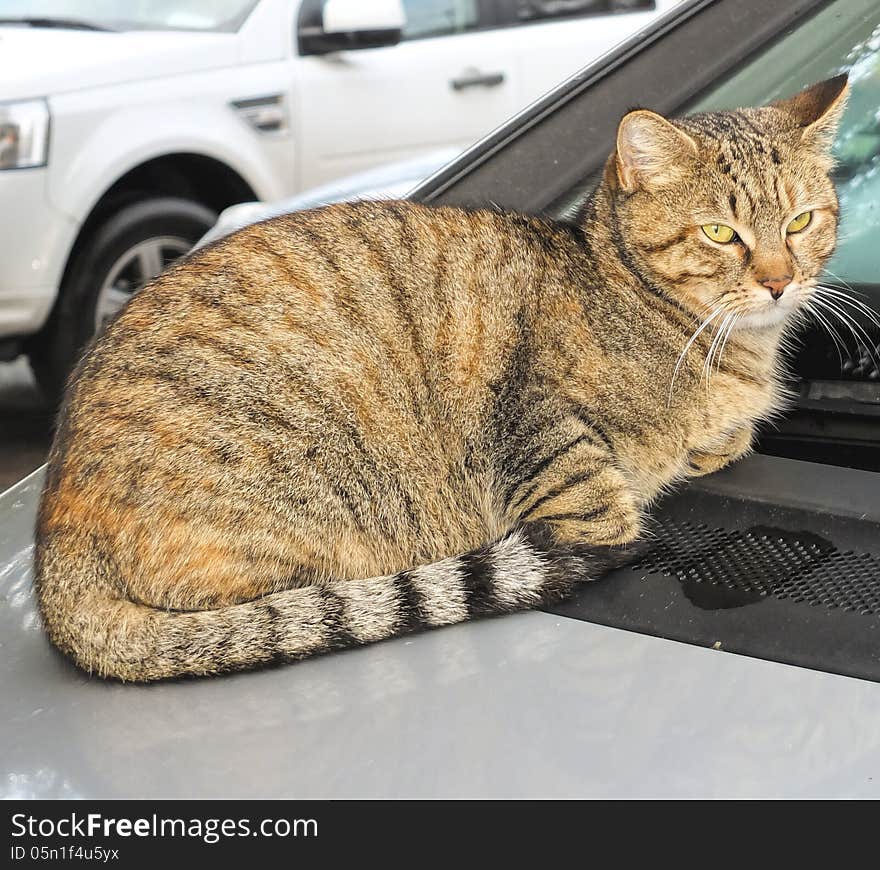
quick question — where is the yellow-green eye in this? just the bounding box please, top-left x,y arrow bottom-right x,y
786,211 -> 812,234
701,223 -> 736,244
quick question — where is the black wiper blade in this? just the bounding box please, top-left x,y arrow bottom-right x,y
0,17 -> 117,32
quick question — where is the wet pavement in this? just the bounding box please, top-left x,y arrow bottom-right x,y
0,357 -> 52,492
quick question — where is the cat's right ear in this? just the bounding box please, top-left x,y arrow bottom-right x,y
615,110 -> 698,193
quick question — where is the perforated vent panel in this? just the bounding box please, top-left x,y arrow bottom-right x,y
546,479 -> 880,683
635,518 -> 880,616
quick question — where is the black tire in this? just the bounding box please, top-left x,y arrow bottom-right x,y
27,196 -> 217,404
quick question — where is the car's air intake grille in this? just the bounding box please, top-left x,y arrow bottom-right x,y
546,481 -> 880,682
635,518 -> 880,616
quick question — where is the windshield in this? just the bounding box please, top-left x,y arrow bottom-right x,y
0,1 -> 261,32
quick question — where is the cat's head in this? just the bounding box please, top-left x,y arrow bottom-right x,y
606,75 -> 848,330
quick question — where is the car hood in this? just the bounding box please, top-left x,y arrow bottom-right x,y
0,27 -> 241,101
3,464 -> 880,798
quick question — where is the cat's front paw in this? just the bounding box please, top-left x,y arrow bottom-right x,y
687,427 -> 753,477
542,487 -> 643,548
687,450 -> 735,477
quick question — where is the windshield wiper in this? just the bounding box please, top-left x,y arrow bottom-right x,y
0,17 -> 117,32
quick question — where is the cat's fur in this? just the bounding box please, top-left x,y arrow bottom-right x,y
35,77 -> 848,681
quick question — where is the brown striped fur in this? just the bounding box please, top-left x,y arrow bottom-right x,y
35,78 -> 847,680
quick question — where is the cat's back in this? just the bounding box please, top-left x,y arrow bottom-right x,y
84,199 -> 553,371
39,201 -> 571,560
62,199 -> 579,435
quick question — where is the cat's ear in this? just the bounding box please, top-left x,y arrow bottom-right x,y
771,74 -> 849,152
615,110 -> 698,193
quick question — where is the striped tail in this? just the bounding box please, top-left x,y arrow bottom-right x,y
36,526 -> 632,683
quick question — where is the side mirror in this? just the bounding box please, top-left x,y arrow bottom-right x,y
298,0 -> 406,57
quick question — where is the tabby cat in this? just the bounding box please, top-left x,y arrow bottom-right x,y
35,76 -> 848,681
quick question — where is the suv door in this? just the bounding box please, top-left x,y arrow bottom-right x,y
292,0 -> 520,189
490,0 -> 674,108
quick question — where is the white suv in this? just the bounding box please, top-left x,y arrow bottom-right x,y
0,0 -> 673,396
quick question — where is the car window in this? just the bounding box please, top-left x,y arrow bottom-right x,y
401,0 -> 480,39
689,0 -> 880,286
500,0 -> 655,25
0,0 -> 260,32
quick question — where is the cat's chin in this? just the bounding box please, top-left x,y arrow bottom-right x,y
732,306 -> 795,331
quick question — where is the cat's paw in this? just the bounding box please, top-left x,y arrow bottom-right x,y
687,427 -> 753,477
544,493 -> 643,548
687,450 -> 735,477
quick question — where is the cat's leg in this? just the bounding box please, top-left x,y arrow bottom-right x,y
504,431 -> 642,549
510,454 -> 650,596
686,424 -> 753,477
501,437 -> 647,597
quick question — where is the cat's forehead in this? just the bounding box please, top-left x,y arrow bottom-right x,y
682,107 -> 798,150
678,108 -> 823,219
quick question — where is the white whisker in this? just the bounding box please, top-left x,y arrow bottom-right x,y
813,289 -> 880,349
714,313 -> 739,375
814,285 -> 880,332
820,267 -> 857,293
800,298 -> 847,368
667,307 -> 723,407
703,313 -> 732,394
809,295 -> 880,371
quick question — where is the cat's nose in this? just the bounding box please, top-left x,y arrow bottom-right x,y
760,276 -> 792,300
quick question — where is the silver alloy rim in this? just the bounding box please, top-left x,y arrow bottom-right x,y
93,236 -> 191,333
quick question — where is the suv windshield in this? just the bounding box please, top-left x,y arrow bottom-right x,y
0,1 -> 260,32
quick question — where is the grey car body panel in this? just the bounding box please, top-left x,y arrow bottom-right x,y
2,464 -> 880,799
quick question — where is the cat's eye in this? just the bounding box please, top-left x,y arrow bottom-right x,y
786,211 -> 813,234
701,224 -> 737,244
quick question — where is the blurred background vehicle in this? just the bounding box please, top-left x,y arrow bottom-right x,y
0,0 -> 674,405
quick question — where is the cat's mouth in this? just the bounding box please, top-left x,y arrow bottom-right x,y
731,281 -> 809,331
734,306 -> 792,331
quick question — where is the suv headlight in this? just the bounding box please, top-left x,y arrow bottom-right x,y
0,99 -> 50,170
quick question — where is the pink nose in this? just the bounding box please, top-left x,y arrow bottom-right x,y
760,276 -> 791,300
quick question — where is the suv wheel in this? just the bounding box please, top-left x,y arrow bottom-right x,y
27,196 -> 217,403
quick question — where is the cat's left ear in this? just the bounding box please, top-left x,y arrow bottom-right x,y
771,74 -> 849,152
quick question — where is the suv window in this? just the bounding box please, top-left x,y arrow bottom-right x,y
0,0 -> 260,32
500,0 -> 655,25
689,0 -> 880,286
401,0 -> 480,39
